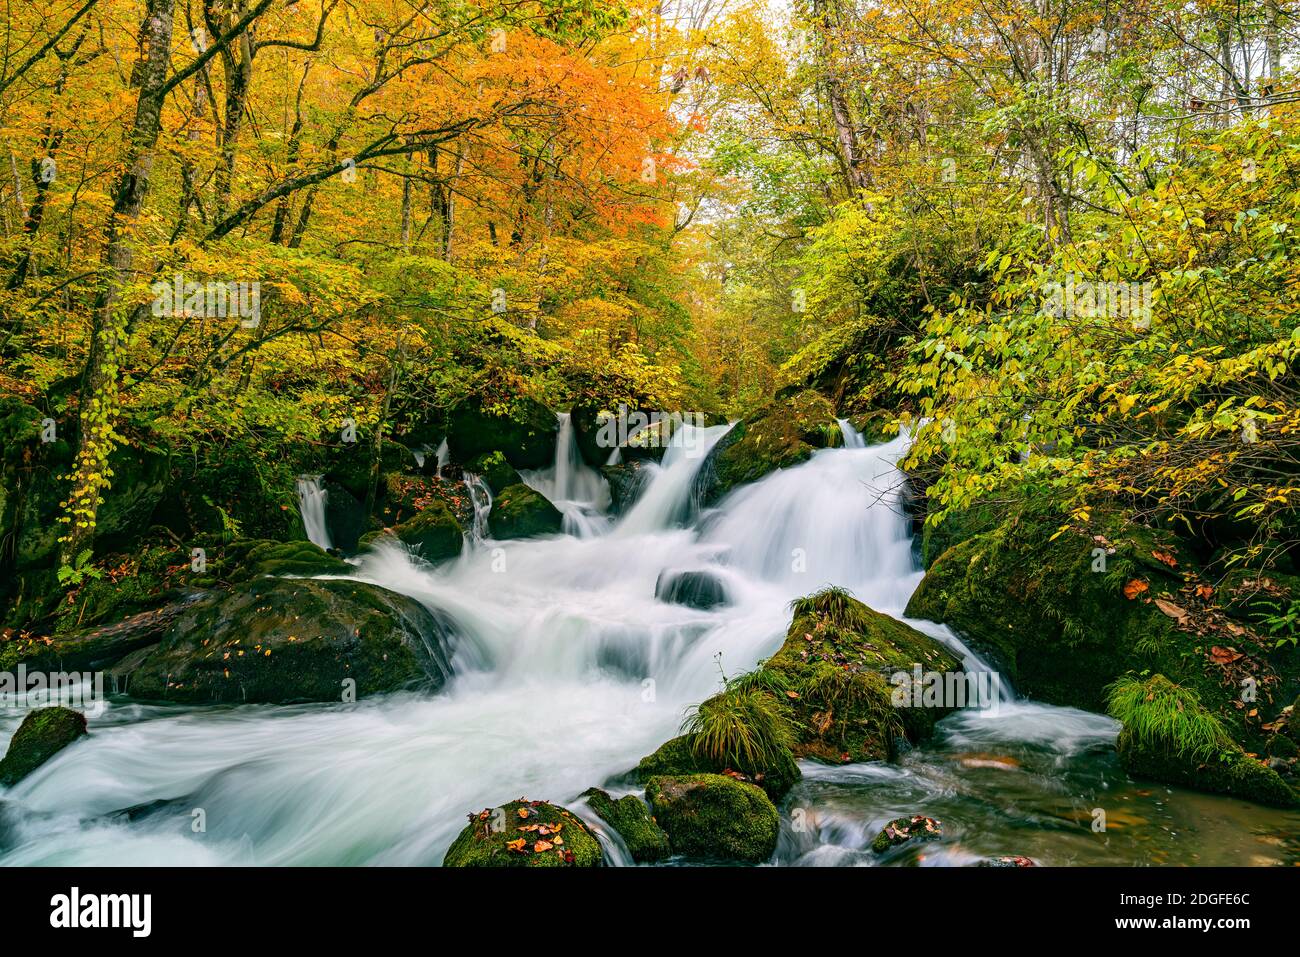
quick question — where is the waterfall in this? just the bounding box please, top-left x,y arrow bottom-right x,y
1,423 -> 1175,868
434,438 -> 450,478
615,422 -> 732,536
837,417 -> 867,449
520,412 -> 612,537
296,475 -> 332,551
462,472 -> 493,543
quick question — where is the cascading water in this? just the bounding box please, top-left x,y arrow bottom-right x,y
462,472 -> 493,544
2,430 -> 1295,867
434,438 -> 450,479
520,412 -> 613,537
295,475 -> 332,551
836,417 -> 867,450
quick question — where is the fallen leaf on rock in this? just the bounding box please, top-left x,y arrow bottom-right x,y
1209,646 -> 1244,664
1152,549 -> 1178,568
534,840 -> 553,852
1124,579 -> 1149,599
1154,598 -> 1187,620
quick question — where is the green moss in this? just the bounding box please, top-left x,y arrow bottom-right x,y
0,707 -> 87,787
360,500 -> 463,562
466,451 -> 521,495
904,509 -> 1185,712
768,588 -> 961,761
203,539 -> 352,585
635,731 -> 800,801
701,390 -> 838,503
115,577 -> 450,704
645,774 -> 779,863
446,397 -> 558,471
1109,674 -> 1297,807
870,815 -> 943,854
1106,675 -> 1233,761
443,800 -> 602,867
581,788 -> 670,862
488,483 -> 562,540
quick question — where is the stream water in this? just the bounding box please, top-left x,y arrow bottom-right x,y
1,423 -> 1297,866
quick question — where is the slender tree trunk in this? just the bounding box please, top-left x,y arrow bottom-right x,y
63,0 -> 176,564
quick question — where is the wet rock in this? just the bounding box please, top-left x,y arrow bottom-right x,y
655,569 -> 729,609
0,707 -> 87,787
581,788 -> 670,863
977,855 -> 1037,867
488,484 -> 562,540
360,500 -> 463,563
696,390 -> 838,504
446,397 -> 557,470
645,774 -> 779,864
444,799 -> 602,867
764,587 -> 962,762
323,481 -> 367,553
112,577 -> 452,704
870,814 -> 943,854
635,734 -> 799,802
601,461 -> 650,514
466,451 -> 520,496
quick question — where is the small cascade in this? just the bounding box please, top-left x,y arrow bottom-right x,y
463,472 -> 493,543
296,475 -> 332,551
615,423 -> 732,536
836,417 -> 867,450
520,412 -> 612,537
434,437 -> 450,479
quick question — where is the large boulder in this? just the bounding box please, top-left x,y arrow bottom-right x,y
0,707 -> 87,786
906,508 -> 1300,805
697,390 -> 839,504
645,774 -> 779,864
444,799 -> 602,867
360,500 -> 464,563
112,577 -> 452,704
581,788 -> 670,863
766,588 -> 962,762
489,484 -> 562,540
446,398 -> 557,471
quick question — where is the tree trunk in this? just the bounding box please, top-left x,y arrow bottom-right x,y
63,0 -> 176,564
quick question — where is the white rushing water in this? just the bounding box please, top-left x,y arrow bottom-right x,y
0,425 -> 1093,865
295,475 -> 332,551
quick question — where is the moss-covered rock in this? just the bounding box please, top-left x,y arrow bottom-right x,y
1110,674 -> 1297,807
870,815 -> 943,854
113,577 -> 451,704
766,588 -> 962,762
919,500 -> 1004,570
645,774 -> 779,863
906,508 -> 1300,805
360,500 -> 464,562
208,539 -> 352,584
446,398 -> 557,471
443,799 -> 602,867
466,451 -> 521,496
634,733 -> 800,802
0,707 -> 87,787
905,510 -> 1190,712
489,483 -> 562,540
697,390 -> 839,504
581,788 -> 670,862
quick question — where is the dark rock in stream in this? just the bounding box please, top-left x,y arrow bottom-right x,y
488,484 -> 562,539
111,577 -> 452,705
655,569 -> 729,609
0,707 -> 88,786
870,815 -> 943,854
